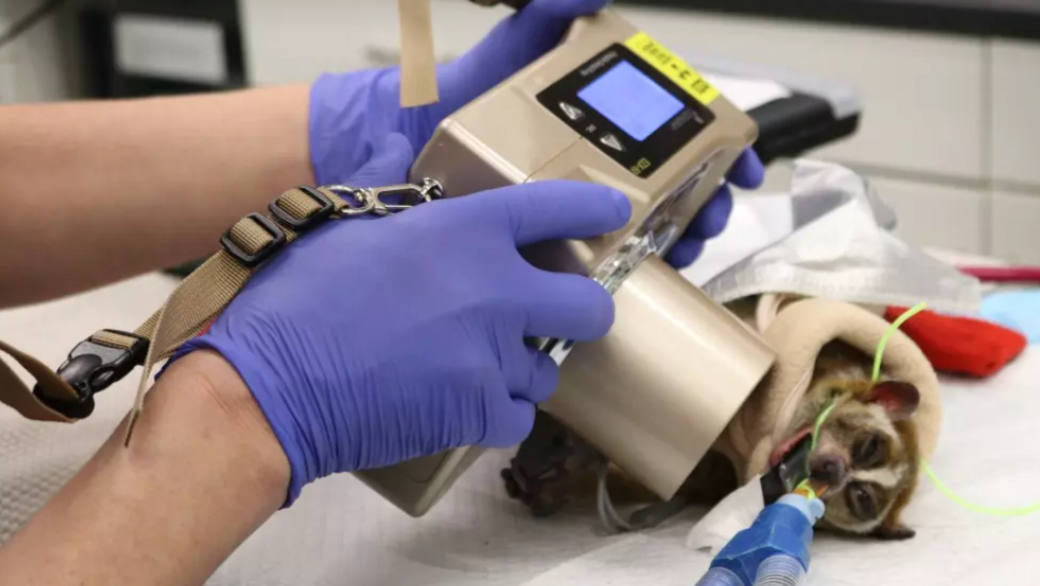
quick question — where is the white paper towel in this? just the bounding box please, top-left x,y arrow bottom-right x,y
684,477 -> 766,555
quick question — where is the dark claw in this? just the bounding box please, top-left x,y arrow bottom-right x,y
501,469 -> 522,500
871,525 -> 916,541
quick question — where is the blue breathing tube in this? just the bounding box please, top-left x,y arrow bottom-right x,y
694,493 -> 825,586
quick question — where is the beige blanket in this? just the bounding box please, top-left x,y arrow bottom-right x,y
713,293 -> 942,483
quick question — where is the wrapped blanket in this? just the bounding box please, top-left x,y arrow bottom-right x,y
713,293 -> 942,484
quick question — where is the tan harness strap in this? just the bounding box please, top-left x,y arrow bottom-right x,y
91,330 -> 144,351
112,184 -> 345,349
135,309 -> 161,340
397,0 -> 440,107
0,187 -> 347,434
0,339 -> 75,422
122,227 -> 298,441
123,187 -> 354,442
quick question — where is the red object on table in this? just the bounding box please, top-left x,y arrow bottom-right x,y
957,265 -> 1040,283
885,306 -> 1027,378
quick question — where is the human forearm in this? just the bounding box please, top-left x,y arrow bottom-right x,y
0,351 -> 290,586
0,171 -> 631,586
0,86 -> 312,308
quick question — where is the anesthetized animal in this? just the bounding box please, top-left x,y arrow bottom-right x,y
502,341 -> 923,540
769,340 -> 922,540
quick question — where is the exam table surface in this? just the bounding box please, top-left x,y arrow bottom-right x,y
1,268 -> 1038,586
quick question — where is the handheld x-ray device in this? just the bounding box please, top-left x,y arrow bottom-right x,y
356,6 -> 777,516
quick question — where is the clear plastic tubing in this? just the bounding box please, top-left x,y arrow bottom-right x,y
695,567 -> 745,586
753,554 -> 807,586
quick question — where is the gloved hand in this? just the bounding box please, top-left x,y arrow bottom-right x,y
308,0 -> 763,269
665,149 -> 764,269
175,133 -> 631,505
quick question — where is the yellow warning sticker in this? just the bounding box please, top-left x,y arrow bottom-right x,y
624,32 -> 719,105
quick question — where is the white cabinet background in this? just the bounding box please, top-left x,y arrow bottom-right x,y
3,0 -> 1039,259
0,0 -> 73,105
991,41 -> 1040,189
237,0 -> 1040,259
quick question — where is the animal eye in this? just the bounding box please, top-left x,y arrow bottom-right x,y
846,483 -> 878,520
853,434 -> 886,467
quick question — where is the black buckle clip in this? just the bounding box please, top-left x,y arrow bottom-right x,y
33,330 -> 150,419
269,186 -> 335,233
221,213 -> 287,268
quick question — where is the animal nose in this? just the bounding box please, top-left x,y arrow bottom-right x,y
811,455 -> 847,487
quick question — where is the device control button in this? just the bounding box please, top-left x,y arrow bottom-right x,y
559,102 -> 585,122
600,133 -> 625,152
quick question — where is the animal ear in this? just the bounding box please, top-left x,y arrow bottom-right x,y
868,381 -> 920,421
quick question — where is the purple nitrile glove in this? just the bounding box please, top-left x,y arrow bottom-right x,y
308,0 -> 613,186
665,148 -> 765,269
308,0 -> 762,269
173,133 -> 631,505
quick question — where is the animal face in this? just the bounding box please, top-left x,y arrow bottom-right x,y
778,374 -> 921,540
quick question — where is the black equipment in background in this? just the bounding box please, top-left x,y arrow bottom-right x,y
78,0 -> 246,275
78,0 -> 245,99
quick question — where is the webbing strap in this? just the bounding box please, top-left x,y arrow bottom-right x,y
0,187 -> 347,443
0,339 -> 75,422
397,0 -> 440,107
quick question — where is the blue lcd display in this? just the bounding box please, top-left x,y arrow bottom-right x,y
577,60 -> 684,142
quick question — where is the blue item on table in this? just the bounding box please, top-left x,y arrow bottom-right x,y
698,494 -> 823,586
979,289 -> 1040,343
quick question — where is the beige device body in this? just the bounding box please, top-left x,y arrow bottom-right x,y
355,9 -> 776,516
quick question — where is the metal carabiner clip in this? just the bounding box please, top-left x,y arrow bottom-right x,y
324,185 -> 377,217
369,179 -> 445,216
368,185 -> 425,216
326,179 -> 444,218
